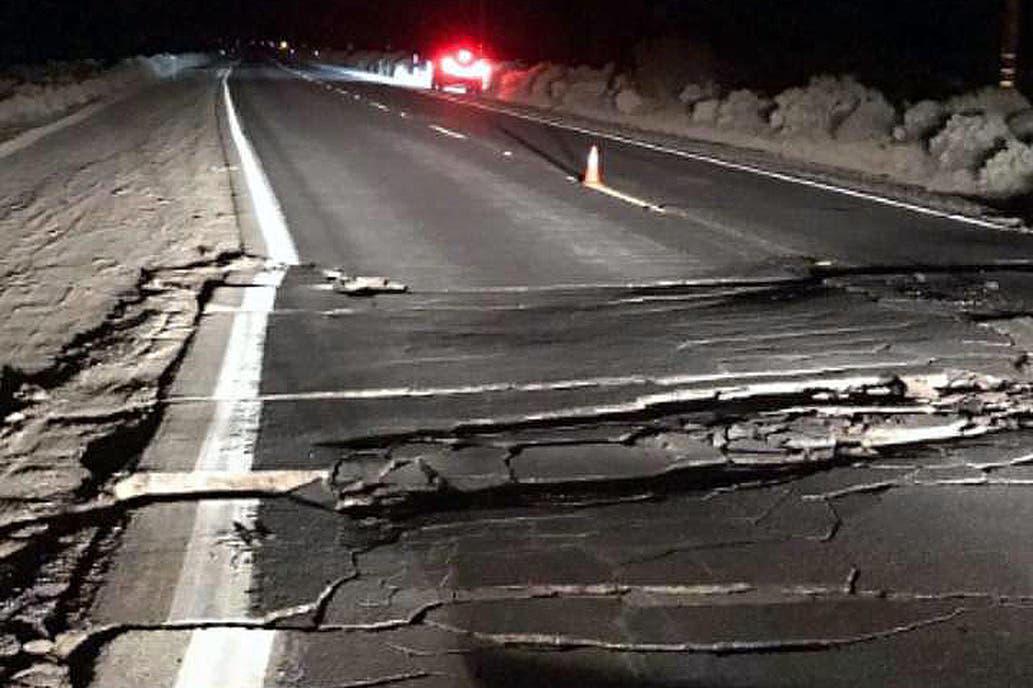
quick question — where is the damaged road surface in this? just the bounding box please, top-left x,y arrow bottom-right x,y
85,270 -> 1033,688
20,63 -> 1033,687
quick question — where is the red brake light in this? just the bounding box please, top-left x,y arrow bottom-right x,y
437,48 -> 493,89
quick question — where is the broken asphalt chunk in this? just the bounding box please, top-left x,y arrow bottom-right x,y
332,274 -> 409,296
510,443 -> 683,484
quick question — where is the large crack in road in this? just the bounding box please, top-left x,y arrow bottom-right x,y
19,263 -> 1033,686
7,60 -> 1025,687
0,255 -> 267,687
5,254 -> 1033,686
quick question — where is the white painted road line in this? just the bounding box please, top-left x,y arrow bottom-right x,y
429,124 -> 468,139
370,101 -> 390,111
168,275 -> 279,617
432,93 -> 1007,231
223,72 -> 300,265
585,181 -> 665,213
114,470 -> 329,501
167,361 -> 927,404
171,66 -> 297,688
175,629 -> 276,688
294,64 -> 1010,230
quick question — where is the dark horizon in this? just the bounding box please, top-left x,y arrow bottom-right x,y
2,0 -> 1029,96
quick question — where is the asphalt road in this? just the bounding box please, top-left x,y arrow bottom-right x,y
89,62 -> 1033,687
244,64 -> 1033,280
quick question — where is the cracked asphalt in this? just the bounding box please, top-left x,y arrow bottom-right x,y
83,63 -> 1033,686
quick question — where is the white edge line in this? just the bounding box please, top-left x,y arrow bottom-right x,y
172,65 -> 294,688
223,68 -> 300,265
429,124 -> 468,140
175,628 -> 276,688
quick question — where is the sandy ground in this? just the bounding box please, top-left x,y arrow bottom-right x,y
0,64 -> 245,685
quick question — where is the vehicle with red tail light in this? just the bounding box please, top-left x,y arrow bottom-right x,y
431,47 -> 492,95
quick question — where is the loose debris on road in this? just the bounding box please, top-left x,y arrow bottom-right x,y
5,66 -> 1033,684
325,270 -> 409,297
11,259 -> 1033,686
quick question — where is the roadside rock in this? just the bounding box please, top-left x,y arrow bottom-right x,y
691,98 -> 721,124
529,64 -> 567,106
678,81 -> 721,107
1008,108 -> 1033,142
717,89 -> 772,134
493,64 -> 537,101
562,80 -> 611,113
615,87 -> 656,115
929,113 -> 1011,173
771,75 -> 882,140
771,75 -> 853,137
895,99 -> 947,142
836,91 -> 896,142
980,139 -> 1033,196
560,64 -> 614,114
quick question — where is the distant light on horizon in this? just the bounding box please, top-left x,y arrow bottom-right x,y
1000,51 -> 1017,89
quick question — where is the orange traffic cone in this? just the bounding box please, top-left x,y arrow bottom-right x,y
583,145 -> 602,187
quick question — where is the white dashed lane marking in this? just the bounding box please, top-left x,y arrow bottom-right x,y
428,124 -> 468,140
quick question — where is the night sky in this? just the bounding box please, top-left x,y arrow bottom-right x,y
2,1 -> 1028,96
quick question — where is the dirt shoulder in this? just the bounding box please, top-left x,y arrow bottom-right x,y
0,64 -> 250,685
